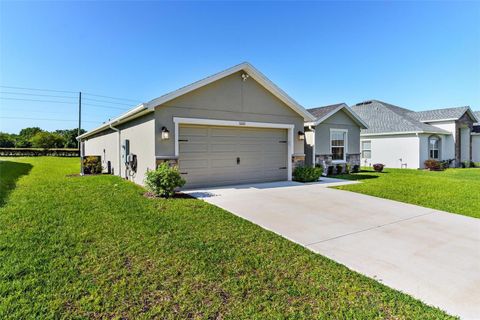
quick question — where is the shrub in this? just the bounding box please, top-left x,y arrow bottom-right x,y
293,166 -> 322,182
336,164 -> 344,175
327,165 -> 335,176
473,162 -> 480,168
144,162 -> 186,198
440,159 -> 453,170
424,159 -> 442,171
351,164 -> 360,173
345,163 -> 351,174
461,161 -> 470,168
373,163 -> 384,172
83,156 -> 102,174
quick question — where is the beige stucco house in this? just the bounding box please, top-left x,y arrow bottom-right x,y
78,63 -> 316,188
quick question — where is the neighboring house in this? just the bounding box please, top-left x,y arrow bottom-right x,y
304,103 -> 368,169
351,100 -> 478,169
78,62 -> 315,188
473,111 -> 480,163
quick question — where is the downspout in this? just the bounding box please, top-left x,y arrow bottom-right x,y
109,123 -> 121,177
309,125 -> 315,167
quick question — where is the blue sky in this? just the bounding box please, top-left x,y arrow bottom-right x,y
1,1 -> 479,133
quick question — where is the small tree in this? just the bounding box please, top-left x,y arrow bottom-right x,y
144,162 -> 186,198
30,131 -> 65,149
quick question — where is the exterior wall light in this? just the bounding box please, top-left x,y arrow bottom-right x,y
161,126 -> 170,140
298,131 -> 305,140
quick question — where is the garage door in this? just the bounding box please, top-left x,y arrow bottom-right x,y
179,125 -> 288,188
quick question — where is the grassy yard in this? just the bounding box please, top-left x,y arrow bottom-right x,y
0,157 -> 454,319
334,168 -> 480,219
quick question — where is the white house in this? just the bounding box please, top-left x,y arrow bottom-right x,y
473,111 -> 480,163
350,100 -> 478,169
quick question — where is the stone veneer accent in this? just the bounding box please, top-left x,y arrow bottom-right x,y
292,154 -> 305,169
315,153 -> 361,174
156,157 -> 178,168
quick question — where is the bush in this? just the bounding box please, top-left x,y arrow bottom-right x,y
373,163 -> 384,172
351,164 -> 360,173
424,159 -> 442,171
144,162 -> 186,198
293,166 -> 322,182
83,156 -> 102,174
473,162 -> 480,168
345,163 -> 351,174
327,165 -> 335,176
461,161 -> 470,168
440,159 -> 453,170
336,164 -> 344,175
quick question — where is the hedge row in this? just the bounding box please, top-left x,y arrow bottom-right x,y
0,148 -> 79,157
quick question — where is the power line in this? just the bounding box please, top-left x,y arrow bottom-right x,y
82,97 -> 133,106
0,91 -> 77,99
0,97 -> 77,105
83,103 -> 129,111
0,85 -> 77,94
0,116 -> 100,123
83,92 -> 141,103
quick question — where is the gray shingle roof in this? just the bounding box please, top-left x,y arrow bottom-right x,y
475,111 -> 480,125
407,106 -> 471,122
307,103 -> 345,119
350,100 -> 450,135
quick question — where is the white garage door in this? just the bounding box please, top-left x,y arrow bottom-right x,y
179,124 -> 288,188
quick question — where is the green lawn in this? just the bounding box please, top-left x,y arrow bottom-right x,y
0,157 -> 454,319
334,168 -> 480,219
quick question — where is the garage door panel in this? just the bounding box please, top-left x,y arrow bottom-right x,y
179,124 -> 288,188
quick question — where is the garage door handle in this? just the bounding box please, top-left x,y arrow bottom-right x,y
237,157 -> 240,165
279,167 -> 287,169
180,172 -> 188,175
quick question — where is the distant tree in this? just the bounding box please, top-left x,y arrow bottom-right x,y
30,131 -> 66,149
14,136 -> 32,148
0,132 -> 16,147
55,128 -> 86,148
19,127 -> 42,140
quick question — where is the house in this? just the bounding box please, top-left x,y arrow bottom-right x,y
351,100 -> 479,169
77,62 -> 316,188
303,103 -> 368,170
473,111 -> 480,163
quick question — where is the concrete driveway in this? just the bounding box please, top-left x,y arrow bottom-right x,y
185,180 -> 480,319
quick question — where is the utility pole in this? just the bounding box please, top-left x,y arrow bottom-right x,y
78,91 -> 84,175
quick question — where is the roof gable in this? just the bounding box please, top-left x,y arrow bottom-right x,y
306,103 -> 368,128
147,62 -> 315,121
78,62 -> 314,139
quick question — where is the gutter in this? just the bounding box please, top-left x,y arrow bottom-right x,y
109,123 -> 121,176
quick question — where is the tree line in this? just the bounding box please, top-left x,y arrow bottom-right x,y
0,127 -> 86,149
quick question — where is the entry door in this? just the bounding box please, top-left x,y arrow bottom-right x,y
178,125 -> 288,188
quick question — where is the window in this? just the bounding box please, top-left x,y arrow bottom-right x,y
361,140 -> 371,159
330,130 -> 347,161
429,136 -> 440,159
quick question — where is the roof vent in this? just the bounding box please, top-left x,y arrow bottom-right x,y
355,100 -> 373,106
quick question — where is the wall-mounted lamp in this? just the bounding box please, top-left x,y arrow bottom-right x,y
298,131 -> 305,140
161,126 -> 170,140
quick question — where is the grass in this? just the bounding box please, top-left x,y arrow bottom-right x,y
334,168 -> 480,219
0,157 -> 455,319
